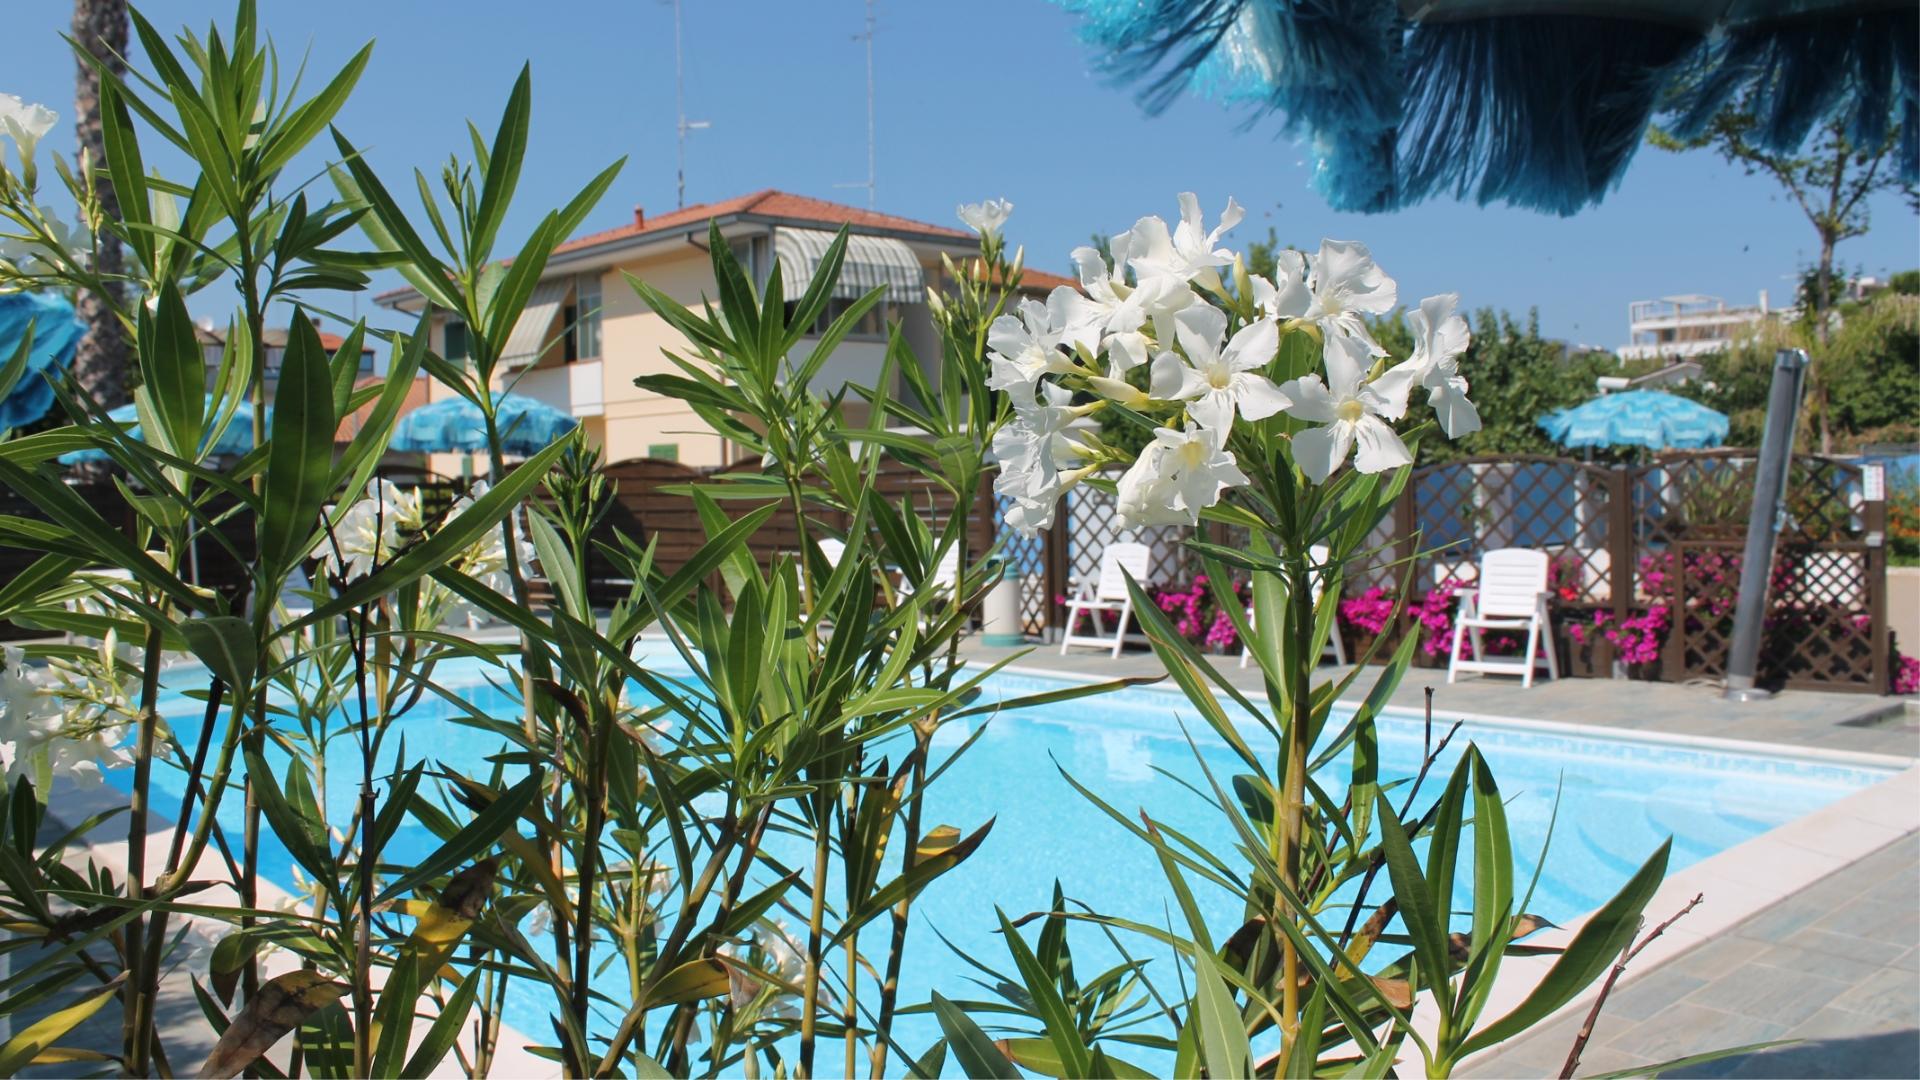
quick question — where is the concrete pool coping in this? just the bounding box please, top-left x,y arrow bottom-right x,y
967,654 -> 1920,1069
975,657 -> 1918,773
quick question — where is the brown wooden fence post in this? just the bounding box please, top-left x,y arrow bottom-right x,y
1044,505 -> 1070,640
1393,476 -> 1419,646
1607,466 -> 1634,675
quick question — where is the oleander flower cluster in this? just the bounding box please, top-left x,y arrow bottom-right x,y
966,193 -> 1481,534
315,478 -> 535,613
0,93 -> 91,281
0,633 -> 139,794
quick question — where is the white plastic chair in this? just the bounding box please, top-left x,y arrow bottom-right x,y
279,564 -> 316,621
1059,541 -> 1152,657
1446,548 -> 1560,688
796,538 -> 847,606
1240,545 -> 1348,668
896,546 -> 958,602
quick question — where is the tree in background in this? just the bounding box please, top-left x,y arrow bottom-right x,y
1650,103 -> 1915,452
70,0 -> 131,411
1675,286 -> 1920,451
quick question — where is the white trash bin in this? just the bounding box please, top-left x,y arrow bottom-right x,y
980,565 -> 1026,647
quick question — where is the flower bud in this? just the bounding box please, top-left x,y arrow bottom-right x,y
1086,375 -> 1147,408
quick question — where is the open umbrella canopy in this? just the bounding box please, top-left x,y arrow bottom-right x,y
57,396 -> 268,464
1057,0 -> 1916,215
1539,390 -> 1729,451
0,291 -> 87,430
388,393 -> 577,456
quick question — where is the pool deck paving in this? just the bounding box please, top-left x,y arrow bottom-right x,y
967,639 -> 1920,1078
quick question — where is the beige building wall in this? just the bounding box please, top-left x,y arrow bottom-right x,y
414,242 -> 964,474
595,251 -> 736,467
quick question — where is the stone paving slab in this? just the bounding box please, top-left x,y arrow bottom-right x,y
1462,834 -> 1920,1079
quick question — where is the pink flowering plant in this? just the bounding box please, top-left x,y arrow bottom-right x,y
1568,606 -> 1671,668
1150,573 -> 1248,650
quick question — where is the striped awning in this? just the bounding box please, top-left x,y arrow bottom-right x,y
500,279 -> 570,367
773,227 -> 924,304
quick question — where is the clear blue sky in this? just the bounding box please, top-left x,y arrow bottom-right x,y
7,0 -> 1916,350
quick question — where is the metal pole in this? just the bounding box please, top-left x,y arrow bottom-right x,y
864,0 -> 876,209
1722,348 -> 1808,701
674,0 -> 684,209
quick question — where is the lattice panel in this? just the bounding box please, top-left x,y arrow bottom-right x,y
995,493 -> 1051,636
1065,479 -> 1190,589
1770,544 -> 1876,689
1408,458 -> 1618,604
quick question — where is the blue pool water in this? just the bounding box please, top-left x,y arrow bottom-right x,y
134,646 -> 1894,1066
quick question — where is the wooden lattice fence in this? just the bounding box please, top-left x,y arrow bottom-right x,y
1013,451 -> 1890,692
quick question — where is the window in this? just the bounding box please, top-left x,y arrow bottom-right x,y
444,318 -> 469,362
728,236 -> 770,286
784,296 -> 889,340
565,275 -> 602,363
647,443 -> 679,461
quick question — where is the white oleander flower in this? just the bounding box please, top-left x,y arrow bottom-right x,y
0,94 -> 58,165
1250,248 -> 1312,320
1280,333 -> 1415,484
984,297 -> 1077,394
1059,240 -> 1153,373
318,479 -> 420,581
722,921 -> 807,1018
1128,192 -> 1244,292
1391,293 -> 1480,439
0,645 -> 132,792
956,198 -> 1013,239
1115,424 -> 1248,528
1150,305 -> 1287,432
1305,239 -> 1397,354
447,481 -> 536,596
992,384 -> 1099,535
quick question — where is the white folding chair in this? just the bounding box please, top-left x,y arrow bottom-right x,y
1060,541 -> 1152,657
796,538 -> 847,607
1240,545 -> 1348,668
1447,547 -> 1560,688
896,545 -> 958,602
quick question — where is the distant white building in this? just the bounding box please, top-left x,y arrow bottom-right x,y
1617,292 -> 1781,362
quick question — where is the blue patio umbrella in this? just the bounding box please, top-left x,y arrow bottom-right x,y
1538,390 -> 1729,451
388,392 -> 577,456
0,291 -> 87,430
57,396 -> 269,464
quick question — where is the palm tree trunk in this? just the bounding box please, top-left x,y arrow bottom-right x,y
71,0 -> 130,413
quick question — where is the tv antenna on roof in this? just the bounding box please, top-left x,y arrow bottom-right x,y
670,0 -> 710,209
834,0 -> 877,209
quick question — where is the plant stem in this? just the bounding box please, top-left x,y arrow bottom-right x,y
1277,554 -> 1313,1052
569,699 -> 609,1062
798,799 -> 831,1078
869,734 -> 929,1079
121,618 -> 167,1075
1558,894 -> 1702,1079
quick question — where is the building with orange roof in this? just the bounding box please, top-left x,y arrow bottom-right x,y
192,318 -> 431,445
375,189 -> 1076,468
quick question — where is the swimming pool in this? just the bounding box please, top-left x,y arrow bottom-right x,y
135,645 -> 1897,1066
